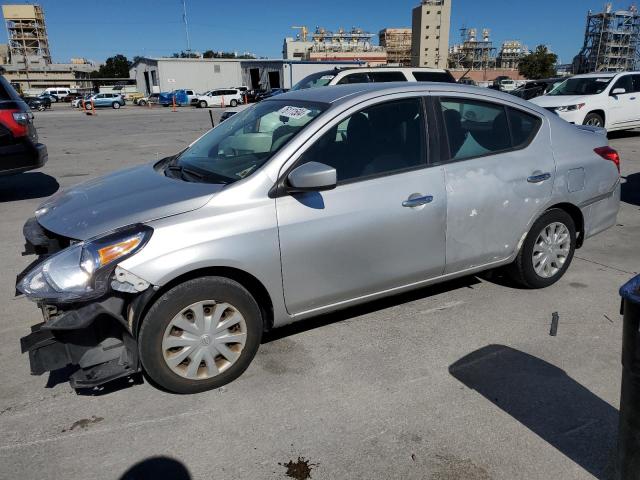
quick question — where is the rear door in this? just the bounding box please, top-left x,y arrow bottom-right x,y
276,95 -> 447,315
434,93 -> 553,273
608,75 -> 637,127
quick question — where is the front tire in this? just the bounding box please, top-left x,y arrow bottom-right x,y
583,112 -> 604,128
198,100 -> 207,109
138,100 -> 147,106
508,209 -> 576,289
139,277 -> 263,394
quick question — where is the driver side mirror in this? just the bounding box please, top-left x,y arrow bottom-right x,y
612,87 -> 627,96
287,162 -> 337,192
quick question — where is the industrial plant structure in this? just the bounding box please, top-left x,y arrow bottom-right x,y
411,0 -> 452,68
379,28 -> 412,66
573,3 -> 640,73
283,26 -> 387,65
497,40 -> 529,69
448,27 -> 496,70
2,4 -> 51,66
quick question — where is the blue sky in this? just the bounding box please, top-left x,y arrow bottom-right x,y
0,0 -> 624,63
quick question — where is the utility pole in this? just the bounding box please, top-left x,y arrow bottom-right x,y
182,0 -> 191,54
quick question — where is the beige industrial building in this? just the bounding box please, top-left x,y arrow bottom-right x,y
411,0 -> 451,68
282,26 -> 387,66
379,28 -> 412,66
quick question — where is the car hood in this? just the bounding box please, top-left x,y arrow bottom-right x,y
530,95 -> 590,107
36,162 -> 224,240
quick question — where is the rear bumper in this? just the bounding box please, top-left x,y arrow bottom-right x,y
0,141 -> 47,176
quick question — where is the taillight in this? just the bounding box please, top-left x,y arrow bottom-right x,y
594,146 -> 620,173
0,109 -> 30,137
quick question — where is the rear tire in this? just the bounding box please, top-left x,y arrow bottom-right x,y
230,99 -> 238,107
508,209 -> 576,289
138,100 -> 147,106
583,112 -> 604,128
139,276 -> 263,394
112,102 -> 120,109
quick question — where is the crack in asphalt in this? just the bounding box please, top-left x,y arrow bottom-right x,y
575,256 -> 637,275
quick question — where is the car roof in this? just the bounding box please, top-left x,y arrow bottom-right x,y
571,72 -> 620,79
268,82 -> 545,112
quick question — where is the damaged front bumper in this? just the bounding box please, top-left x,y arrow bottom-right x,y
20,297 -> 140,388
17,217 -> 156,389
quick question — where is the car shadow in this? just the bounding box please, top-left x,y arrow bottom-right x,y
622,173 -> 640,207
608,130 -> 640,139
119,456 -> 191,480
0,172 -> 59,202
263,276 -> 481,344
449,345 -> 618,479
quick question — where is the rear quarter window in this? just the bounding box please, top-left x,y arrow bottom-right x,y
413,71 -> 455,83
369,71 -> 407,83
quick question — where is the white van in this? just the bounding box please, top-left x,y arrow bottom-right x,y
41,88 -> 71,101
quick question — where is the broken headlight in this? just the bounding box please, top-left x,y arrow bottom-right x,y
18,225 -> 152,303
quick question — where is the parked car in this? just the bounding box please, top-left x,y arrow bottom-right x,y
135,93 -> 160,106
39,92 -> 59,103
458,77 -> 477,86
0,75 -> 47,175
85,92 -> 125,109
244,88 -> 267,103
41,87 -> 71,101
36,95 -> 52,109
71,94 -> 94,108
499,79 -> 517,92
511,78 -> 565,100
292,67 -> 456,91
219,104 -> 251,122
17,83 -> 620,394
489,76 -> 511,90
21,96 -> 47,112
158,89 -> 197,107
193,89 -> 244,108
255,88 -> 289,101
62,92 -> 83,103
530,71 -> 640,130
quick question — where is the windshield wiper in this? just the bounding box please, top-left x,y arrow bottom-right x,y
165,164 -> 233,185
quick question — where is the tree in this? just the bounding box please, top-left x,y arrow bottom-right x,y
518,45 -> 558,79
90,54 -> 131,78
171,51 -> 199,58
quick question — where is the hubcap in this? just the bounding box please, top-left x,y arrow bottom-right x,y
162,300 -> 247,380
586,117 -> 602,127
532,222 -> 571,279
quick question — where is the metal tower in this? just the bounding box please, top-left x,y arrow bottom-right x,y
574,3 -> 640,73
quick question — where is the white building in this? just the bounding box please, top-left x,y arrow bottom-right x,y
129,57 -> 364,94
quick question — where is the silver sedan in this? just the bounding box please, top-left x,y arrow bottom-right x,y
18,83 -> 621,393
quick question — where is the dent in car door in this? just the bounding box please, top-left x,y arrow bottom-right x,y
276,97 -> 446,315
436,95 -> 554,273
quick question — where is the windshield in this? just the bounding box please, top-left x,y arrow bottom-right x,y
172,100 -> 327,183
292,71 -> 336,91
548,77 -> 612,96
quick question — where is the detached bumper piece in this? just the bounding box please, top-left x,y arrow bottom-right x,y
20,298 -> 140,389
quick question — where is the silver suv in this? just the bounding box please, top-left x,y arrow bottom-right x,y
17,83 -> 620,393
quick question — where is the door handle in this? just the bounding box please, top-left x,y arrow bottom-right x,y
402,195 -> 433,208
527,172 -> 551,183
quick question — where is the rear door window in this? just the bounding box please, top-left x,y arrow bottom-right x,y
438,97 -> 541,161
612,75 -> 633,94
369,71 -> 407,83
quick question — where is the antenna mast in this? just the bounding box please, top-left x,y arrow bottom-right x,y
182,0 -> 191,53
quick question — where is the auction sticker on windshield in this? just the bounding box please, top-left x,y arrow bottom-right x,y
278,106 -> 311,119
